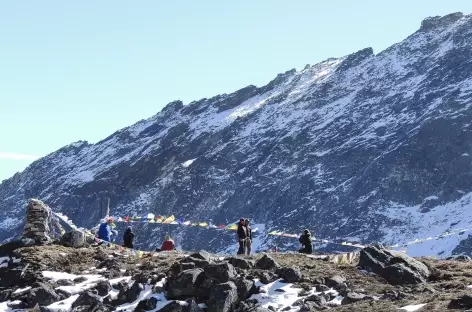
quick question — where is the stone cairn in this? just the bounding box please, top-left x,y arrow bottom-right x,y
22,198 -> 54,244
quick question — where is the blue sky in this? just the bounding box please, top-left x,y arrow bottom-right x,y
1,0 -> 471,181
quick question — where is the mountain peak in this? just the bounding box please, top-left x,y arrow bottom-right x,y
419,12 -> 465,32
2,12 -> 472,258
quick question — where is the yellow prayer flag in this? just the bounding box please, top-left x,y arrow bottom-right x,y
163,215 -> 175,224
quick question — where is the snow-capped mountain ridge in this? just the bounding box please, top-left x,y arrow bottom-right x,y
2,12 -> 472,256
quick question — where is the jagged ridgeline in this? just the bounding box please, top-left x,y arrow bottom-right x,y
2,13 -> 472,256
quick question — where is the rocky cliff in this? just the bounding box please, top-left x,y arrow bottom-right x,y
2,12 -> 472,256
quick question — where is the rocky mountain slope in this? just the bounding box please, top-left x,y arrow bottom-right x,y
2,12 -> 472,255
2,242 -> 472,312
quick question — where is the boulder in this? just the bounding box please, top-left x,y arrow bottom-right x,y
61,230 -> 86,248
341,292 -> 372,305
196,278 -> 216,301
71,291 -> 103,309
448,294 -> 472,309
325,275 -> 346,288
304,293 -> 327,306
135,297 -> 158,311
277,267 -> 302,283
232,277 -> 258,301
380,290 -> 407,301
7,301 -> 26,310
93,281 -> 112,296
113,280 -> 128,291
25,284 -> 62,308
180,257 -> 211,269
256,271 -> 278,284
255,254 -> 278,270
115,282 -> 144,304
299,301 -> 325,311
0,289 -> 11,302
358,244 -> 430,285
167,268 -> 206,299
160,301 -> 184,312
204,262 -> 236,283
56,279 -> 75,286
315,284 -> 330,292
228,257 -> 254,270
133,272 -> 151,284
190,250 -> 212,262
184,299 -> 204,312
182,262 -> 196,271
207,282 -> 238,312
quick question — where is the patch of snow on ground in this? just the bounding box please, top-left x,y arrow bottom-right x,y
250,279 -> 305,311
110,276 -> 132,285
12,286 -> 31,294
115,283 -> 176,312
46,294 -> 80,312
398,303 -> 427,311
42,271 -> 79,281
42,271 -> 106,295
182,159 -> 197,168
0,300 -> 22,312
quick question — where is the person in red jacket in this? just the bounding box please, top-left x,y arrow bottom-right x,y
157,235 -> 175,252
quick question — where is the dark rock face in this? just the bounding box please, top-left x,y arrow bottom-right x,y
3,14 -> 472,257
93,281 -> 112,296
206,282 -> 238,312
359,245 -> 430,285
232,277 -> 258,301
228,257 -> 254,270
341,292 -> 372,305
160,301 -> 184,312
448,294 -> 472,309
204,262 -> 236,283
184,299 -> 204,312
255,255 -> 278,271
25,284 -> 62,308
276,267 -> 302,283
166,269 -> 206,299
324,275 -> 346,288
114,282 -> 144,304
255,271 -> 278,284
190,250 -> 212,262
71,291 -> 104,310
135,297 -> 158,312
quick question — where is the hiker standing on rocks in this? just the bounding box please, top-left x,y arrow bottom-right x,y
245,219 -> 252,256
237,218 -> 247,255
298,229 -> 313,254
123,226 -> 134,249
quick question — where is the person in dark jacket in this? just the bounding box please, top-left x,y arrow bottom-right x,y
123,226 -> 134,249
237,218 -> 247,255
245,219 -> 252,256
299,229 -> 313,254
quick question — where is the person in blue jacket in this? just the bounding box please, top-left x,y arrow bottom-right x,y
98,218 -> 118,243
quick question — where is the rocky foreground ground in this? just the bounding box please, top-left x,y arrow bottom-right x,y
1,242 -> 472,312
